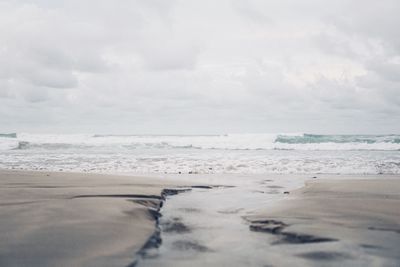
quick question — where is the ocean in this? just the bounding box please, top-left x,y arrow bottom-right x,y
0,133 -> 399,174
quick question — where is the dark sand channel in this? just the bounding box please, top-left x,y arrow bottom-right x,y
137,185 -> 296,267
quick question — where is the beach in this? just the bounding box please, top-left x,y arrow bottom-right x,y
1,0 -> 399,264
246,178 -> 400,266
2,0 -> 400,265
1,170 -> 399,266
0,170 -> 190,267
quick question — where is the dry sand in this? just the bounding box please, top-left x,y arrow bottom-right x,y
0,170 -> 187,267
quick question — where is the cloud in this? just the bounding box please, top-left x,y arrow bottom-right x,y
137,39 -> 202,71
0,0 -> 399,134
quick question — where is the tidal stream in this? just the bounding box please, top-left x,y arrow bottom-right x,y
135,174 -> 379,267
136,175 -> 309,266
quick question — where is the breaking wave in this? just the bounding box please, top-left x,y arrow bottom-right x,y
1,133 -> 399,175
0,133 -> 17,138
1,133 -> 400,151
275,134 -> 400,144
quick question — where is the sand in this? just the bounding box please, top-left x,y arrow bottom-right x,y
246,178 -> 400,266
1,170 -> 400,266
0,170 -> 187,267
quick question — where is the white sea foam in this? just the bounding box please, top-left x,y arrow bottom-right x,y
1,133 -> 399,174
1,133 -> 400,151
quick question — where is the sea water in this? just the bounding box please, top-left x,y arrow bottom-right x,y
0,133 -> 399,174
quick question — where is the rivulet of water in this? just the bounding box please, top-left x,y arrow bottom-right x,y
135,174 -> 381,267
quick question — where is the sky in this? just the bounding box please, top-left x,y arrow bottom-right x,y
0,0 -> 399,134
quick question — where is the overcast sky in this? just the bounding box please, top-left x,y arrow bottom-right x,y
0,0 -> 399,134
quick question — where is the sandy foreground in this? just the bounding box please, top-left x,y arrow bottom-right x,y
0,170 -> 399,266
0,170 -> 190,267
246,178 -> 400,266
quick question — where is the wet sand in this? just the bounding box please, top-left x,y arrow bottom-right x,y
1,170 -> 399,266
0,170 -> 189,267
136,174 -> 400,267
246,178 -> 400,266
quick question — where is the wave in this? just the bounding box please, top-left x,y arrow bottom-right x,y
1,133 -> 399,175
275,134 -> 400,144
1,133 -> 400,151
14,141 -> 90,150
1,149 -> 399,175
8,140 -> 203,151
0,133 -> 17,138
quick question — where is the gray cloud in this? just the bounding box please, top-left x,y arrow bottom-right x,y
0,0 -> 399,134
